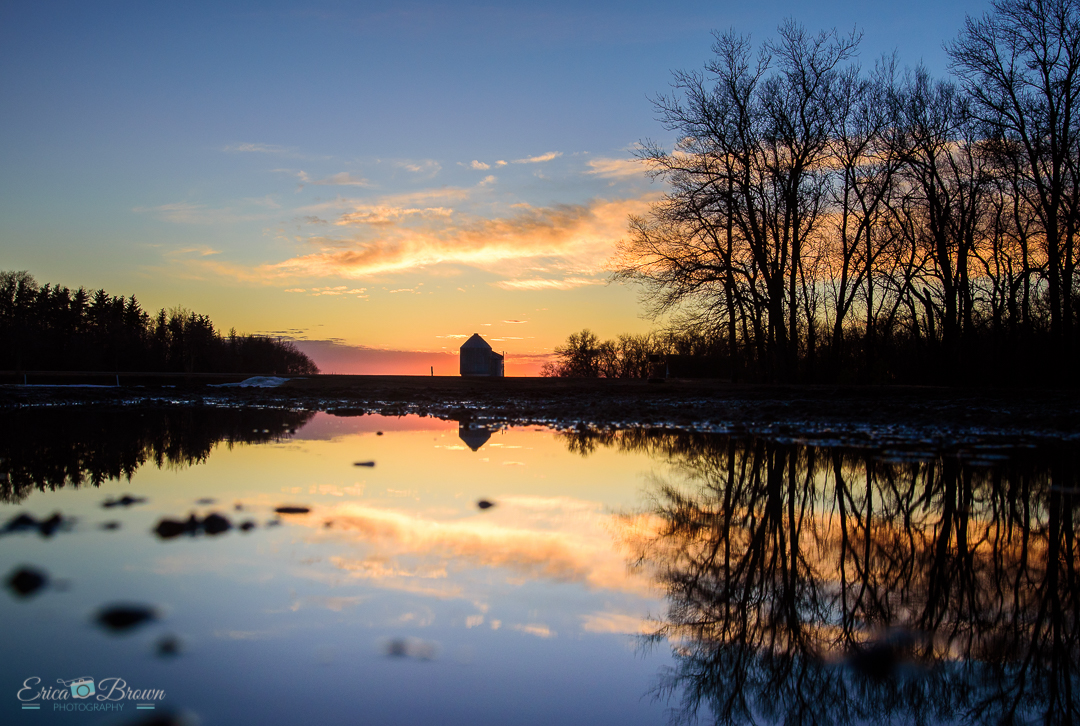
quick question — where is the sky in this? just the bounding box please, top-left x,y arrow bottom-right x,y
0,0 -> 988,375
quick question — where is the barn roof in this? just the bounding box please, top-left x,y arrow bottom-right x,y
461,333 -> 492,350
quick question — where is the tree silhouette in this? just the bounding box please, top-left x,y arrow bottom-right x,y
608,9 -> 1080,384
558,429 -> 1080,725
0,271 -> 318,375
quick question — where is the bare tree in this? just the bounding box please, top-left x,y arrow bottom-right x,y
614,22 -> 860,382
948,0 -> 1080,370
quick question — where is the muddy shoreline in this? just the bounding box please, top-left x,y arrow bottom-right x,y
1,376 -> 1077,443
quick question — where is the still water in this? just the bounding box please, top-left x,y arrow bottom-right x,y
1,408 -> 1077,725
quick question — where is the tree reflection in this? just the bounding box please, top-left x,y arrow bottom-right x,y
0,407 -> 314,503
560,429 -> 1079,725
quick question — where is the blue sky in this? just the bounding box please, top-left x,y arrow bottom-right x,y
0,0 -> 988,373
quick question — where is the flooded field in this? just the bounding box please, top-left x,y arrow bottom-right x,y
1,407 -> 1077,725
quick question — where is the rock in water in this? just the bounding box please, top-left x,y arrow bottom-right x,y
96,604 -> 157,632
4,513 -> 39,532
154,519 -> 187,539
37,513 -> 66,537
6,567 -> 47,597
156,634 -> 182,657
201,513 -> 232,535
103,495 -> 146,508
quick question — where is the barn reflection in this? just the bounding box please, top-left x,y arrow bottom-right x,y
560,428 -> 1080,726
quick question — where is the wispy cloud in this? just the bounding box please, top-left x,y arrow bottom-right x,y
585,157 -> 647,179
395,159 -> 442,176
133,202 -> 267,225
470,160 -> 490,170
502,319 -> 528,324
492,277 -> 606,291
303,187 -> 469,216
513,151 -> 562,164
338,205 -> 454,226
308,285 -> 367,297
225,142 -> 288,154
175,245 -> 221,257
298,171 -> 372,187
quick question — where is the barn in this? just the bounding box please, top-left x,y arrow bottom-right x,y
460,333 -> 504,377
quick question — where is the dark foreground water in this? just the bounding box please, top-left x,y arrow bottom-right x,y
1,408 -> 1077,725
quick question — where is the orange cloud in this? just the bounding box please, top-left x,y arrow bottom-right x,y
155,184 -> 659,289
585,157 -> 648,179
513,151 -> 563,164
264,194 -> 657,280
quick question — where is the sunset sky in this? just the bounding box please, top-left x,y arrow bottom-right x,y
1,0 -> 984,375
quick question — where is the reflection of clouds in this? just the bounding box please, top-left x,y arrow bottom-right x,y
214,629 -> 276,640
294,498 -> 659,598
327,565 -> 464,600
512,623 -> 554,638
289,595 -> 370,612
581,611 -> 653,635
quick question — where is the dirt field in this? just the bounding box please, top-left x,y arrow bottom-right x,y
1,375 -> 1077,440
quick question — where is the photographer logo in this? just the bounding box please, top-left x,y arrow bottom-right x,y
62,678 -> 94,699
17,676 -> 165,713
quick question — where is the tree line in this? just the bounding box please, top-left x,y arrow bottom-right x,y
540,328 -> 724,378
596,0 -> 1080,385
0,270 -> 318,375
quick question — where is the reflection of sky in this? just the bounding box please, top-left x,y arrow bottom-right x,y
0,414 -> 671,725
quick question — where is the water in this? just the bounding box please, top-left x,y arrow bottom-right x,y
1,408 -> 1077,725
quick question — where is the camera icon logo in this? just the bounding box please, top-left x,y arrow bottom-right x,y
69,678 -> 95,699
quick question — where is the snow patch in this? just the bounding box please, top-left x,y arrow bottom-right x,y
210,376 -> 295,388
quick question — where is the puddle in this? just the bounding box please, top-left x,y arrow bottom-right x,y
0,409 -> 1076,725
